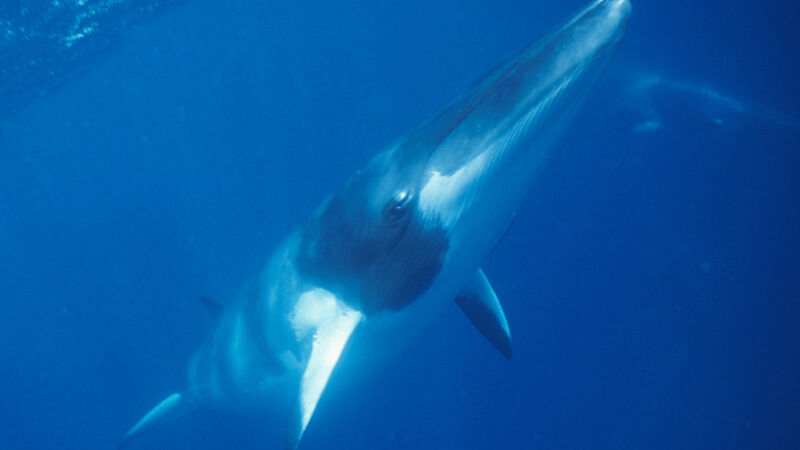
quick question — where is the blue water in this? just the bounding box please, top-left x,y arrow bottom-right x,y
1,0 -> 798,449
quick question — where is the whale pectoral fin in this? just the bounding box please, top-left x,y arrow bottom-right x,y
288,307 -> 363,449
455,269 -> 513,359
119,392 -> 200,448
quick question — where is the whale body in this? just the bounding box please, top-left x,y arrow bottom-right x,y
120,1 -> 632,447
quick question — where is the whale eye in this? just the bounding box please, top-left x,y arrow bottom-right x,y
382,190 -> 411,223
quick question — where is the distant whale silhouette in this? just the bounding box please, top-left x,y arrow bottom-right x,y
119,1 -> 632,448
616,71 -> 799,133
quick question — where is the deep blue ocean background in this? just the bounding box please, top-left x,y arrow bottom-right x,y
1,0 -> 799,448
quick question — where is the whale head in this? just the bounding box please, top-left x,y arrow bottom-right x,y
295,0 -> 631,316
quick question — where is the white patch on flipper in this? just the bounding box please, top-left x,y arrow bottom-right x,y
289,288 -> 363,444
291,288 -> 340,340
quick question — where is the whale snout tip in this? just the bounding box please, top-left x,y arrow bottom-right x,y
596,0 -> 632,37
591,0 -> 632,19
608,0 -> 632,18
